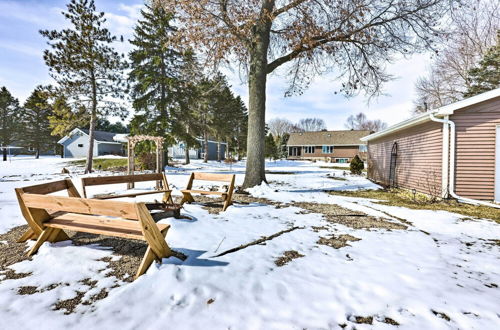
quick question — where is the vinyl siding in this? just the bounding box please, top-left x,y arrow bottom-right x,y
451,96 -> 500,200
367,121 -> 443,196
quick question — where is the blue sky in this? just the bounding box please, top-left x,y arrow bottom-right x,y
0,0 -> 431,129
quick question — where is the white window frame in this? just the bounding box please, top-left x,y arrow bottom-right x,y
322,145 -> 334,153
359,145 -> 368,152
304,146 -> 314,154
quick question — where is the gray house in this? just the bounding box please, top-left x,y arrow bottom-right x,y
168,138 -> 227,161
58,128 -> 124,158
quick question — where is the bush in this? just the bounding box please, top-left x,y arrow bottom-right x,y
350,155 -> 364,175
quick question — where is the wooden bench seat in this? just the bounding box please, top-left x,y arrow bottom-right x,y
15,180 -> 176,280
181,172 -> 236,211
82,173 -> 173,203
46,213 -> 170,240
181,189 -> 228,196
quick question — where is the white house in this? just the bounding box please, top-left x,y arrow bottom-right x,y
58,128 -> 227,160
58,128 -> 124,158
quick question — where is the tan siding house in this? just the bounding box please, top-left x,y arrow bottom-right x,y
362,88 -> 500,205
287,130 -> 371,163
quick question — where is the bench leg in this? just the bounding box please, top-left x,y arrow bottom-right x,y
135,228 -> 170,280
27,227 -> 55,256
163,191 -> 173,204
18,228 -> 36,243
223,199 -> 233,211
180,192 -> 195,205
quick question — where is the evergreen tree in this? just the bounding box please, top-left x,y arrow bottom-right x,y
128,3 -> 185,163
264,133 -> 278,160
0,87 -> 21,161
40,0 -> 127,173
465,34 -> 500,97
48,94 -> 88,138
21,86 -> 57,159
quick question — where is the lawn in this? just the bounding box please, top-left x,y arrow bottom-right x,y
329,189 -> 500,223
0,157 -> 499,329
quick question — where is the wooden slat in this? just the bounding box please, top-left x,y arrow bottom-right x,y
22,194 -> 139,220
192,172 -> 234,182
45,213 -> 170,241
82,173 -> 164,186
94,189 -> 172,199
181,189 -> 227,195
21,180 -> 69,195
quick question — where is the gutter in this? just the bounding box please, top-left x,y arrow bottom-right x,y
429,113 -> 500,209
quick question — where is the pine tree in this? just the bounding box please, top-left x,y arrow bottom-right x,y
21,86 -> 57,159
465,34 -> 500,98
40,0 -> 127,173
128,3 -> 185,163
265,133 -> 278,160
0,87 -> 21,161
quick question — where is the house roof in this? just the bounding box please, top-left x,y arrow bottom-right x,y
287,130 -> 371,146
361,88 -> 500,142
80,129 -> 118,142
57,128 -> 123,145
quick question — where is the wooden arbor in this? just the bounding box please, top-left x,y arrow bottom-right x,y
127,135 -> 165,189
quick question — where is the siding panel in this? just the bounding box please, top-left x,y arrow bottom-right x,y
450,96 -> 500,200
367,121 -> 443,196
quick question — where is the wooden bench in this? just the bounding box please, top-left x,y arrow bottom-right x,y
180,172 -> 235,211
16,181 -> 175,280
81,173 -> 173,203
15,179 -> 81,243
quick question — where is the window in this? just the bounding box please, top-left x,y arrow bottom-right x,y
322,146 -> 334,153
304,146 -> 314,154
359,145 -> 367,152
336,158 -> 349,163
78,144 -> 84,148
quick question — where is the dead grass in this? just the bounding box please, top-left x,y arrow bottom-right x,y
274,250 -> 304,266
290,202 -> 407,230
318,234 -> 361,249
328,189 -> 500,223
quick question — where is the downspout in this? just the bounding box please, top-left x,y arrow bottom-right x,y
429,113 -> 500,209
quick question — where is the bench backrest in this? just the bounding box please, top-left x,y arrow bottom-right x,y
19,178 -> 81,197
191,172 -> 235,182
20,194 -> 140,220
185,172 -> 236,196
15,179 -> 82,237
81,173 -> 169,198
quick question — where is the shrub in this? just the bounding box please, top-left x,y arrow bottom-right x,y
350,155 -> 364,175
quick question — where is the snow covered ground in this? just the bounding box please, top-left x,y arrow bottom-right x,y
0,156 -> 499,329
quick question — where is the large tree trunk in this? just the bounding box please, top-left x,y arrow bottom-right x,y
203,132 -> 209,163
85,109 -> 96,174
85,74 -> 97,174
217,141 -> 221,162
35,148 -> 40,159
241,9 -> 273,188
184,142 -> 190,165
2,148 -> 6,161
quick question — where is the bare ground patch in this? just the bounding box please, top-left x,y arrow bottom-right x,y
289,202 -> 407,230
318,234 -> 361,249
274,250 -> 305,266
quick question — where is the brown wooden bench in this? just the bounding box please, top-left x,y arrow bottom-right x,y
16,181 -> 175,280
15,179 -> 81,243
81,173 -> 173,203
180,172 -> 236,211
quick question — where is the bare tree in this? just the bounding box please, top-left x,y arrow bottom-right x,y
345,112 -> 387,132
158,0 -> 451,188
296,118 -> 327,132
267,118 -> 295,137
414,0 -> 499,113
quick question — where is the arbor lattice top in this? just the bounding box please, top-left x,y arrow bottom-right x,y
127,135 -> 165,148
